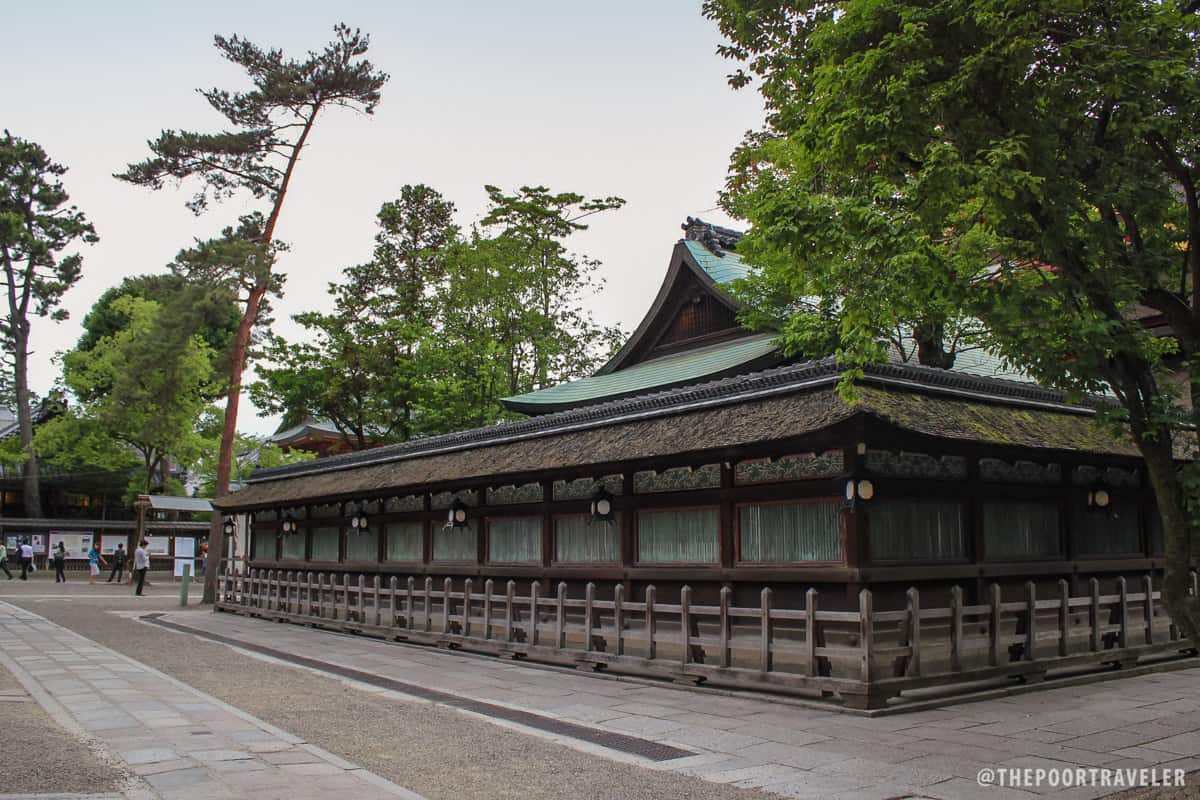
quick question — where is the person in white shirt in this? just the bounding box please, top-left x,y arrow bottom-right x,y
0,542 -> 11,580
18,541 -> 34,580
133,541 -> 149,596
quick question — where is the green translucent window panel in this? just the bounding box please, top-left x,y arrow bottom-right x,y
311,526 -> 340,561
487,518 -> 541,563
1073,502 -> 1141,556
983,501 -> 1061,560
637,508 -> 719,563
386,522 -> 424,561
344,530 -> 378,562
252,530 -> 273,560
280,532 -> 305,560
555,515 -> 620,563
739,502 -> 841,562
868,499 -> 964,561
433,522 -> 477,561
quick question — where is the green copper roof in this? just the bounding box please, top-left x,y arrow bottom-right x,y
684,240 -> 752,285
502,334 -> 780,411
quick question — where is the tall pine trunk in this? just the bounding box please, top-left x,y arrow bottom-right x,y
12,324 -> 41,518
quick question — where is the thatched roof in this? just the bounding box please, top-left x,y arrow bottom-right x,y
216,361 -> 1182,511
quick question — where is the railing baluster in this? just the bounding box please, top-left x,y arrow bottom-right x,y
806,588 -> 818,677
1143,575 -> 1154,645
760,587 -> 773,672
442,577 -> 453,634
1024,581 -> 1037,661
613,583 -> 625,656
907,587 -> 921,676
555,582 -> 567,649
1058,579 -> 1070,657
373,575 -> 382,627
530,581 -> 540,645
1118,576 -> 1128,649
389,577 -> 398,627
584,583 -> 596,652
646,585 -> 656,660
463,579 -> 473,637
424,577 -> 433,632
1089,578 -> 1101,651
680,585 -> 692,666
859,588 -> 873,682
950,586 -> 963,671
484,579 -> 494,640
719,586 -> 731,668
505,580 -> 516,642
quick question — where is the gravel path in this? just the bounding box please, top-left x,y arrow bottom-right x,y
2,582 -> 778,800
0,658 -> 129,795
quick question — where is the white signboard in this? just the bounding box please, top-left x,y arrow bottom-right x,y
99,536 -> 126,555
145,536 -> 171,556
48,532 -> 93,559
172,537 -> 196,577
30,534 -> 46,553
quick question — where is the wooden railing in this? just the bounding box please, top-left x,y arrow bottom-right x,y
216,563 -> 1197,709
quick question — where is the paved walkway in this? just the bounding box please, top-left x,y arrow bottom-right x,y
0,601 -> 425,800
154,609 -> 1200,800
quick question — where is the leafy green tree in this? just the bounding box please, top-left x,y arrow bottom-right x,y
705,0 -> 1200,640
253,185 -> 459,447
117,24 -> 387,601
38,295 -> 213,496
0,132 -> 97,517
190,407 -> 314,497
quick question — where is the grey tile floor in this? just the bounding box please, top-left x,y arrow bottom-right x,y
0,601 -> 426,800
162,610 -> 1200,800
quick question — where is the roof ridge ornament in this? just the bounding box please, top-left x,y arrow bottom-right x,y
682,216 -> 744,256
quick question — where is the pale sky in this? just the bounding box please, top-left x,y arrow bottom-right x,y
3,1 -> 763,435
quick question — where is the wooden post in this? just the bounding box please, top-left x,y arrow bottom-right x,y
680,585 -> 692,666
505,580 -> 516,642
1118,576 -> 1128,649
403,576 -> 413,629
584,583 -> 596,652
307,572 -> 315,616
530,581 -> 541,645
719,586 -> 731,668
555,582 -> 567,649
1058,579 -> 1070,657
179,563 -> 191,607
806,588 -> 819,677
463,579 -> 473,638
424,577 -> 433,632
1089,578 -> 1101,651
357,574 -> 366,623
1024,581 -> 1037,661
760,587 -> 773,672
442,577 -> 453,634
984,585 -> 1003,666
373,575 -> 381,626
484,579 -> 494,640
317,573 -> 326,618
859,588 -> 873,683
950,585 -> 963,671
613,583 -> 625,656
389,577 -> 398,627
906,587 -> 921,677
1143,575 -> 1154,645
646,585 -> 657,660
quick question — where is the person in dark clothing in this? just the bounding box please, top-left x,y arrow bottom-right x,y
106,543 -> 127,583
52,542 -> 67,582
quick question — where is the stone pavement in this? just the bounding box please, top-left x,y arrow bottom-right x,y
0,600 -> 426,800
157,609 -> 1200,800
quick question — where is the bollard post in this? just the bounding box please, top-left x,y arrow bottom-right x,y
179,563 -> 191,607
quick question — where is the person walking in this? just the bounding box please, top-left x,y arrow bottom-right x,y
0,542 -> 12,580
106,544 -> 127,583
86,544 -> 106,586
18,540 -> 33,580
133,540 -> 149,596
197,539 -> 208,578
52,542 -> 67,583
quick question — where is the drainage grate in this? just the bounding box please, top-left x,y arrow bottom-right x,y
141,614 -> 693,762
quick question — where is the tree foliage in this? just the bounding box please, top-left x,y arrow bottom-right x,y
0,131 -> 97,517
705,0 -> 1200,640
118,23 -> 387,601
253,184 -> 624,445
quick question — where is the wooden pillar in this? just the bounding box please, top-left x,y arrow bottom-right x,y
541,480 -> 553,567
620,472 -> 634,568
422,493 -> 432,565
719,461 -> 735,568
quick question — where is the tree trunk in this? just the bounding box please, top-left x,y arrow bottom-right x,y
1137,428 -> 1200,646
201,282 -> 267,604
12,326 -> 41,518
913,319 -> 956,369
